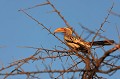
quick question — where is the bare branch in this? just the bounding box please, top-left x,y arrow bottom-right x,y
18,2 -> 49,11
96,44 -> 120,67
19,9 -> 66,46
98,66 -> 120,74
91,3 -> 114,45
46,0 -> 70,27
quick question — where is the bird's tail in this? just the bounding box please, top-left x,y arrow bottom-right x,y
90,40 -> 114,46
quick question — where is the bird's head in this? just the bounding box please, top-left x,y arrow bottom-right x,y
54,27 -> 73,35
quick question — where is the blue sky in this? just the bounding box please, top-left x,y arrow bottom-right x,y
0,0 -> 120,79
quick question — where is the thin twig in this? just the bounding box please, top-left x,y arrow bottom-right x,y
91,3 -> 114,46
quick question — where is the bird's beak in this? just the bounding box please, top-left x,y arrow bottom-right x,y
54,28 -> 65,34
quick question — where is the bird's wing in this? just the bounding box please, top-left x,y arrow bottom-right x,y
64,35 -> 91,48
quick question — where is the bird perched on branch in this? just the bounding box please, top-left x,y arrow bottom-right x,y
54,27 -> 114,54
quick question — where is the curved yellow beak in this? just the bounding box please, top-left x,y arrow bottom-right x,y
54,28 -> 66,34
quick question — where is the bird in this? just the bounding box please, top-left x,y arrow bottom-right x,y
54,27 -> 114,54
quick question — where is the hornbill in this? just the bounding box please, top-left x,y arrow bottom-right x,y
54,27 -> 114,54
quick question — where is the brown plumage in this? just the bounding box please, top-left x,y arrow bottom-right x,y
54,27 -> 114,54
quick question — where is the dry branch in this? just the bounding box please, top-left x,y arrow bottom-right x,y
1,1 -> 120,79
